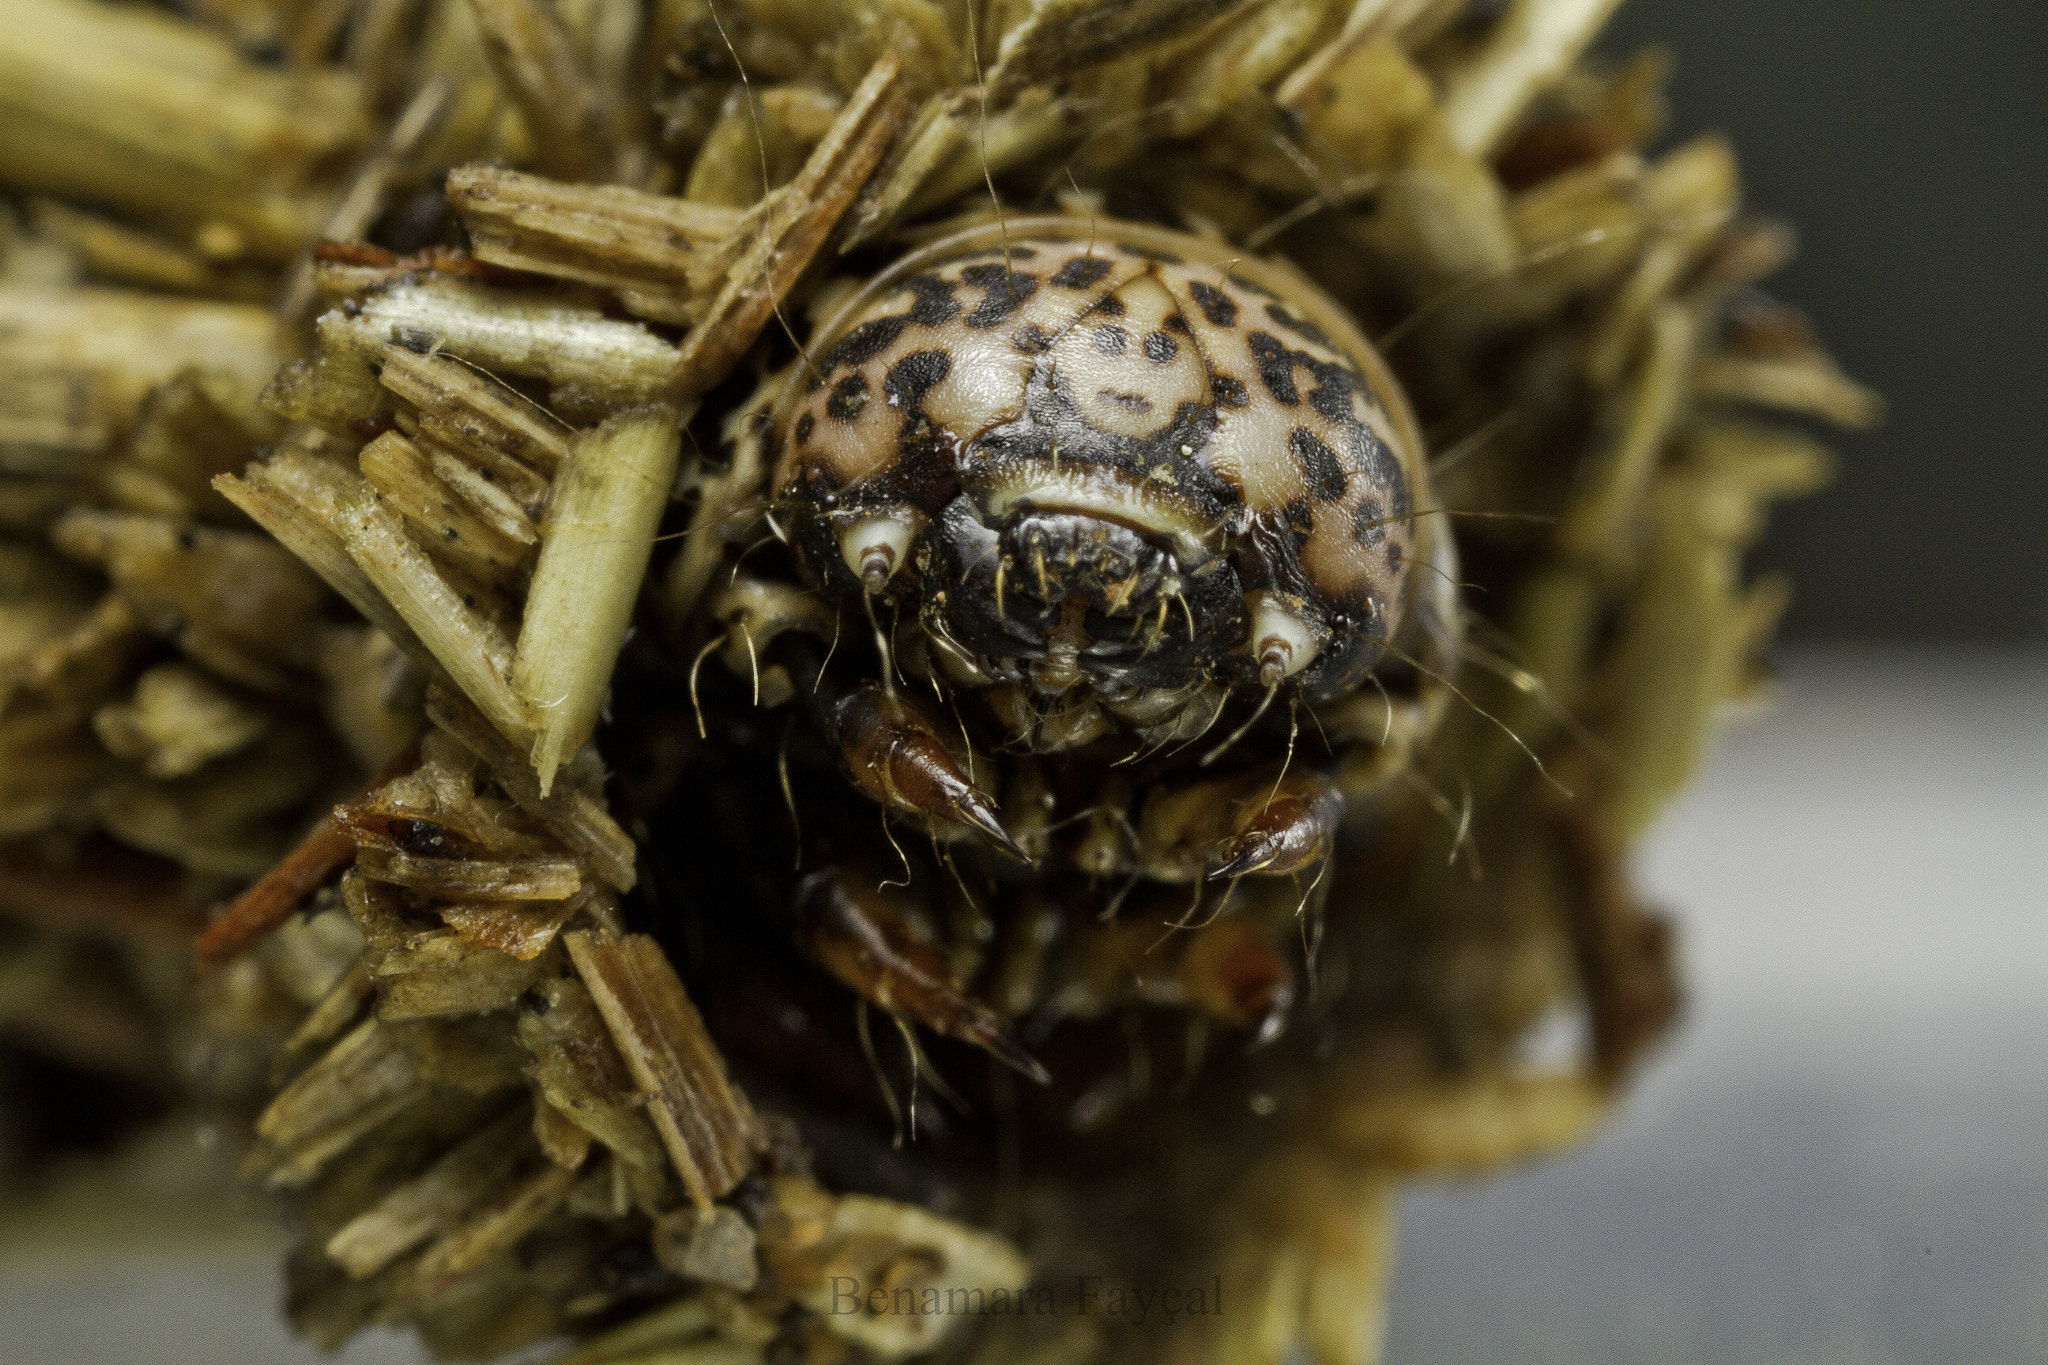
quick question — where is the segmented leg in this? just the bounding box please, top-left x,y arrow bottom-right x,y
795,866 -> 1049,1084
825,684 -> 1028,862
1210,768 -> 1344,880
1135,763 -> 1344,882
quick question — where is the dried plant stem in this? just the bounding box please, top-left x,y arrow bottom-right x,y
563,930 -> 764,1209
424,682 -> 637,892
0,0 -> 367,259
513,405 -> 681,792
463,0 -> 607,180
337,482 -> 530,748
1438,0 -> 1628,157
669,50 -> 912,399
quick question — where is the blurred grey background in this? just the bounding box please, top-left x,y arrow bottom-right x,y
1600,0 -> 2047,642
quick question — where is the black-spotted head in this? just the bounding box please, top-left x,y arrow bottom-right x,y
772,217 -> 1445,714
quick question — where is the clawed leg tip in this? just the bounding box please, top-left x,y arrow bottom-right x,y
956,798 -> 1033,865
1206,839 -> 1272,881
832,686 -> 1031,864
803,866 -> 1051,1086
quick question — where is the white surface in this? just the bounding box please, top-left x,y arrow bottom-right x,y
0,648 -> 2040,1363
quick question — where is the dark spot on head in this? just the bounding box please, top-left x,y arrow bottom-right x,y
1388,464 -> 1411,520
903,273 -> 961,326
1291,427 -> 1347,500
1050,255 -> 1113,288
1210,373 -> 1250,408
884,350 -> 952,411
1094,324 -> 1128,355
1207,469 -> 1247,508
1097,389 -> 1153,414
820,314 -> 909,373
960,263 -> 1039,327
1353,497 -> 1386,546
1266,302 -> 1335,350
1248,331 -> 1299,404
1164,312 -> 1190,333
1308,379 -> 1357,423
1142,330 -> 1178,363
175,529 -> 196,550
1086,292 -> 1126,318
1012,323 -> 1052,354
1188,280 -> 1237,327
826,373 -> 869,421
1345,421 -> 1403,504
1385,540 -> 1403,570
794,412 -> 815,444
1281,498 -> 1314,549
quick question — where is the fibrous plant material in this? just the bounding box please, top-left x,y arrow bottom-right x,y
559,928 -> 764,1208
515,406 -> 682,791
0,0 -> 370,260
0,1 -> 1878,1363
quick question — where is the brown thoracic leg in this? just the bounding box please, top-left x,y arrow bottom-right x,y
795,866 -> 1050,1084
824,683 -> 1029,862
1135,763 -> 1344,882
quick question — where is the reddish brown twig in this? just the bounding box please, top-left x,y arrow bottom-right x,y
193,743 -> 420,969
